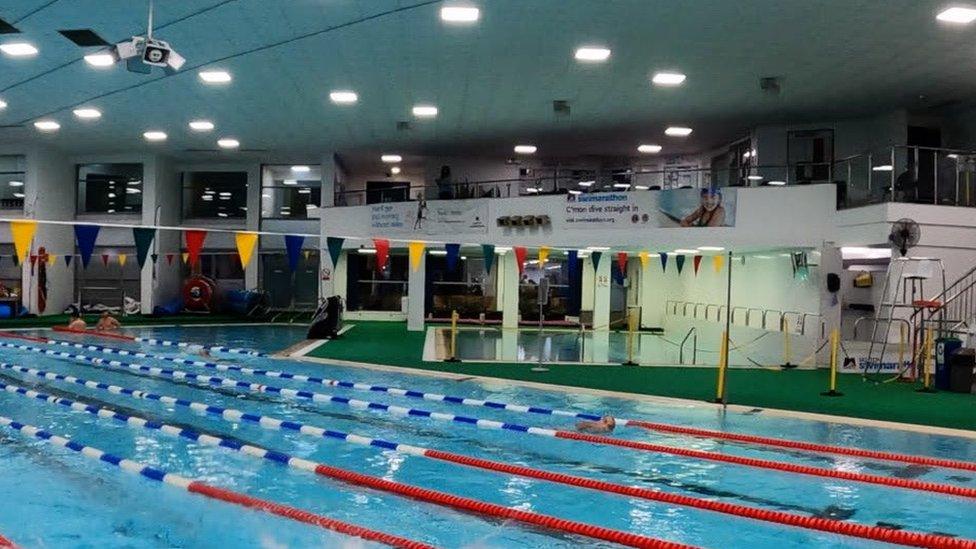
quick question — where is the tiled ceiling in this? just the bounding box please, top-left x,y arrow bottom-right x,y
0,0 -> 973,160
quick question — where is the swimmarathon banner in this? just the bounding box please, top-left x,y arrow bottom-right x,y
563,187 -> 737,229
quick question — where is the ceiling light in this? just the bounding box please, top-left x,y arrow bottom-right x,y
201,195 -> 213,201
412,105 -> 438,117
0,99 -> 6,110
189,120 -> 214,131
948,153 -> 960,159
358,248 -> 377,254
568,189 -> 582,195
574,47 -> 611,62
937,6 -> 976,23
578,180 -> 595,187
217,212 -> 229,218
514,144 -> 537,154
746,175 -> 764,181
218,192 -> 232,197
440,6 -> 480,23
127,180 -> 142,185
637,144 -> 662,154
143,131 -> 167,141
198,70 -> 232,84
73,108 -> 102,120
12,192 -> 24,199
697,246 -> 725,251
283,179 -> 297,185
126,188 -> 141,194
8,181 -> 23,187
390,166 -> 401,175
652,72 -> 686,86
217,138 -> 240,149
634,185 -> 649,190
33,120 -> 60,132
613,183 -> 631,189
872,164 -> 893,172
381,155 -> 402,163
665,126 -> 693,137
298,188 -> 312,194
83,53 -> 115,67
525,187 -> 540,193
767,180 -> 786,186
291,165 -> 311,172
329,90 -> 358,104
0,43 -> 38,57
429,250 -> 448,256
107,192 -> 116,199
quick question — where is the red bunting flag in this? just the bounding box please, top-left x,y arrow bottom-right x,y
165,253 -> 175,265
29,254 -> 37,272
372,238 -> 390,271
184,230 -> 208,267
513,246 -> 527,275
693,255 -> 703,276
616,252 -> 628,277
101,254 -> 109,267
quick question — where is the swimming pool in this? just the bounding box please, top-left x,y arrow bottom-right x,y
0,324 -> 974,548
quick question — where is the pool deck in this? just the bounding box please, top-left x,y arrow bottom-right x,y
304,321 -> 976,433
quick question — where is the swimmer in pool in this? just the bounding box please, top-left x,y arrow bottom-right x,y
95,312 -> 121,331
67,312 -> 87,331
576,415 -> 616,434
186,344 -> 212,358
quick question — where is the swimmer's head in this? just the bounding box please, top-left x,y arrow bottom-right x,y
700,188 -> 722,211
602,415 -> 616,430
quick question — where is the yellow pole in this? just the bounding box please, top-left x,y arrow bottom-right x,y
821,328 -> 843,396
780,316 -> 796,368
898,323 -> 906,377
445,310 -> 461,363
623,308 -> 638,365
916,327 -> 937,393
714,330 -> 729,403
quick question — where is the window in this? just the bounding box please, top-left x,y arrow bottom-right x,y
73,246 -> 140,313
182,171 -> 248,219
77,163 -> 143,214
0,156 -> 26,210
426,253 -> 497,320
260,251 -> 319,309
345,251 -> 408,312
261,165 -> 320,219
519,255 -> 580,321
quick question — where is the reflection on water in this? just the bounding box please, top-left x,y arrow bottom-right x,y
451,329 -> 679,365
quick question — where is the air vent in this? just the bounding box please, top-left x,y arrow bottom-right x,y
58,29 -> 110,47
0,18 -> 19,34
553,100 -> 571,116
760,77 -> 781,94
397,121 -> 411,131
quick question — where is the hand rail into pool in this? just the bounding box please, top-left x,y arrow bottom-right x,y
679,327 -> 697,365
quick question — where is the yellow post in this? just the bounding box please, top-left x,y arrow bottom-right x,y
445,310 -> 461,363
821,328 -> 843,396
898,323 -> 907,377
916,327 -> 937,393
714,330 -> 729,403
623,308 -> 638,366
780,316 -> 796,369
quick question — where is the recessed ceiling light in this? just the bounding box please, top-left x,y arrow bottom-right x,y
0,99 -> 8,110
143,131 -> 167,141
872,164 -> 893,172
329,90 -> 358,104
937,6 -> 976,23
390,166 -> 401,175
33,120 -> 60,132
514,144 -> 537,154
440,6 -> 480,23
189,120 -> 214,131
767,180 -> 786,186
613,183 -> 631,189
652,72 -> 686,86
73,108 -> 102,120
283,179 -> 297,185
747,175 -> 764,181
217,138 -> 240,149
412,105 -> 438,117
291,165 -> 311,172
12,192 -> 24,198
198,70 -> 232,84
665,126 -> 693,137
381,155 -> 402,163
0,42 -> 38,57
568,189 -> 582,195
83,53 -> 115,67
634,185 -> 649,190
637,144 -> 662,154
8,181 -> 23,187
574,47 -> 611,62
578,180 -> 595,187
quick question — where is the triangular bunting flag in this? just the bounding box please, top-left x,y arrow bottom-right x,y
445,243 -> 461,272
693,255 -> 703,275
513,246 -> 527,276
118,254 -> 127,268
132,227 -> 156,269
184,230 -> 207,267
73,224 -> 100,268
373,238 -> 390,272
638,251 -> 650,270
166,253 -> 174,265
660,253 -> 668,272
10,220 -> 38,264
47,253 -> 56,266
303,250 -> 311,261
101,254 -> 109,267
713,255 -> 724,273
234,232 -> 259,269
326,237 -> 345,269
481,244 -> 495,274
567,250 -> 579,280
64,255 -> 72,267
538,246 -> 550,265
616,252 -> 628,278
676,254 -> 686,274
408,241 -> 425,272
11,254 -> 18,267
591,251 -> 603,272
150,253 -> 158,265
29,254 -> 37,269
181,252 -> 189,264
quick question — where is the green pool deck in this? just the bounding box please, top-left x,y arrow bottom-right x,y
306,321 -> 976,432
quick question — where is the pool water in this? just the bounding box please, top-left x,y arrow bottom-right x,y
0,324 -> 973,548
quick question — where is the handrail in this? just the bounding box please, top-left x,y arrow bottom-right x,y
730,306 -> 748,325
852,316 -> 912,340
801,312 -> 822,337
693,302 -> 707,319
682,302 -> 694,317
706,304 -> 720,322
679,327 -> 697,365
782,311 -> 804,333
761,309 -> 782,331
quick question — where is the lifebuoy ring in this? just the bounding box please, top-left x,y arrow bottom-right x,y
183,275 -> 215,312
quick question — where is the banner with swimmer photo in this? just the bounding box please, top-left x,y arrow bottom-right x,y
563,187 -> 737,229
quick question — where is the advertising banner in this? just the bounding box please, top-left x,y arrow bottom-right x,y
370,200 -> 489,235
563,188 -> 737,229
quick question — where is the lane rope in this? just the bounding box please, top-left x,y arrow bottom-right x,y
0,381 -> 690,549
5,344 -> 976,505
0,534 -> 16,548
3,368 -> 973,548
0,413 -> 434,549
51,326 -> 267,356
34,335 -> 976,475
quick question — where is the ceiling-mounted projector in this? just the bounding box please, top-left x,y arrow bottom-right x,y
111,0 -> 186,75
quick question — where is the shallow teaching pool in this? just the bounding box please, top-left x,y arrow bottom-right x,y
0,325 -> 974,548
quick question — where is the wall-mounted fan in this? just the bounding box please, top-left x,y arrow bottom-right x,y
888,218 -> 920,257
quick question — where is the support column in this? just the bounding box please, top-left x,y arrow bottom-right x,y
321,250 -> 347,301
407,251 -> 426,331
818,244 -> 843,364
499,252 -> 519,329
592,255 -> 611,331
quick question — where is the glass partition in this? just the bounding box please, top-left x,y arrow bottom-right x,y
182,171 -> 248,219
0,155 -> 26,211
345,252 -> 408,312
426,253 -> 497,320
261,165 -> 321,219
77,163 -> 143,214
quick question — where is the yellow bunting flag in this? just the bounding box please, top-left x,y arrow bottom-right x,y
47,253 -> 57,266
303,250 -> 311,260
10,220 -> 37,263
408,241 -> 426,272
712,255 -> 724,273
638,251 -> 650,270
182,252 -> 190,264
538,246 -> 550,265
234,232 -> 259,269
118,254 -> 127,268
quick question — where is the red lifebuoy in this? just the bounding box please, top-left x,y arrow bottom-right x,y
183,275 -> 215,312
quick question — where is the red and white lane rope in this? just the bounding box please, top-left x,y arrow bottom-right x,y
0,414 -> 434,549
4,373 -> 974,548
30,333 -> 976,475
50,326 -> 267,356
0,533 -> 16,548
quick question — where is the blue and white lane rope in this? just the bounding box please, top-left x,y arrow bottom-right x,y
35,338 -> 611,424
0,411 -> 434,549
